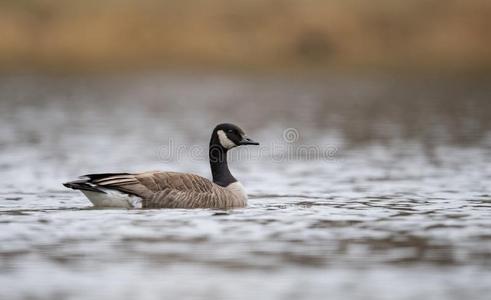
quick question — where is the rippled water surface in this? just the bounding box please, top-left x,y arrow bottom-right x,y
0,73 -> 490,300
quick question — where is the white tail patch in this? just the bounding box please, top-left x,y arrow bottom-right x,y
82,189 -> 142,208
217,130 -> 236,149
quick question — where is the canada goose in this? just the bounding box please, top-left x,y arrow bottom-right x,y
63,123 -> 259,209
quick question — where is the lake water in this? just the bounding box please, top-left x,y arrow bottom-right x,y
0,73 -> 490,300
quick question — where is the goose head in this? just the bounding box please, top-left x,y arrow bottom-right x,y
212,123 -> 259,150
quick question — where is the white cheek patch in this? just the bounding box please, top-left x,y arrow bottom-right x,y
217,130 -> 237,149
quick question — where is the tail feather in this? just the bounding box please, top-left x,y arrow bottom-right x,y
63,179 -> 106,193
64,172 -> 136,195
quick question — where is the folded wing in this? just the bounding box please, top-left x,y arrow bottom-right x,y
83,171 -> 233,208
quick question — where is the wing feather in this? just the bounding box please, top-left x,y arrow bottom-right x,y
79,171 -> 239,208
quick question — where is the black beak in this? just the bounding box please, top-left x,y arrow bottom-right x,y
239,136 -> 259,145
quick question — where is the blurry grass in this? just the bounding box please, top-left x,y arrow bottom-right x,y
0,0 -> 490,72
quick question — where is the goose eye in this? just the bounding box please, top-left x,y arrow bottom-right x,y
227,129 -> 234,133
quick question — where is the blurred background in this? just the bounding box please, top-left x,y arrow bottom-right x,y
1,1 -> 491,300
0,0 -> 490,73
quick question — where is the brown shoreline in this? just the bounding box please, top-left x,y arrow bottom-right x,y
0,0 -> 490,72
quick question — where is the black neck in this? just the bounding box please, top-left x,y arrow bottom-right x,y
209,134 -> 237,187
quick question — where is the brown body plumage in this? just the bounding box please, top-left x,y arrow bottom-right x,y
78,172 -> 247,208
